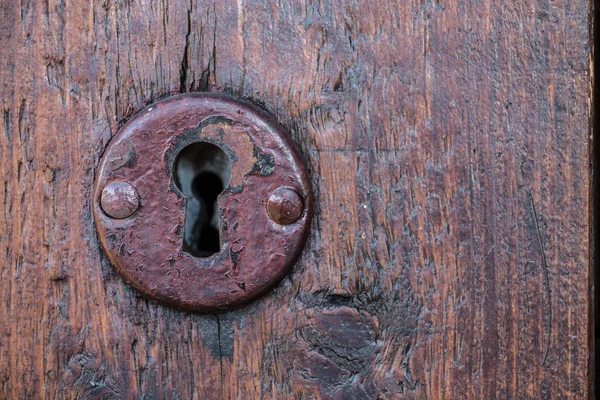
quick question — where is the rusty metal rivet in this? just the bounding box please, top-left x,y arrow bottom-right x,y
267,187 -> 304,225
100,181 -> 139,219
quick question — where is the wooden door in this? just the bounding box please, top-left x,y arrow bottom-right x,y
0,1 -> 593,398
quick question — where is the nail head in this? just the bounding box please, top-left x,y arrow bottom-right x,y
267,187 -> 304,225
100,181 -> 140,219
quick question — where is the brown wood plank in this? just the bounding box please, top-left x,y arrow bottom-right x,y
0,0 -> 592,398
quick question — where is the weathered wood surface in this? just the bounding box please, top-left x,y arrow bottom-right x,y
0,0 -> 593,398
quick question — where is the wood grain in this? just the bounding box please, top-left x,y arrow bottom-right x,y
0,0 -> 593,398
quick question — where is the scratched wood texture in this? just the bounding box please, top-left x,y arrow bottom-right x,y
0,0 -> 593,399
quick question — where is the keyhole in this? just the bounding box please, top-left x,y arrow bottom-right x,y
173,142 -> 231,258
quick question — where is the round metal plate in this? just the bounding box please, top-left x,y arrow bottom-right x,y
93,94 -> 312,312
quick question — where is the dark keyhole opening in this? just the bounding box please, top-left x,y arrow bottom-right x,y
173,142 -> 231,258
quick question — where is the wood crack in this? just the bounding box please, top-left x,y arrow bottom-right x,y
527,188 -> 552,367
216,314 -> 224,396
180,0 -> 192,93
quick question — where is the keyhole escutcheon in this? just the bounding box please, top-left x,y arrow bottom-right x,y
93,93 -> 312,312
